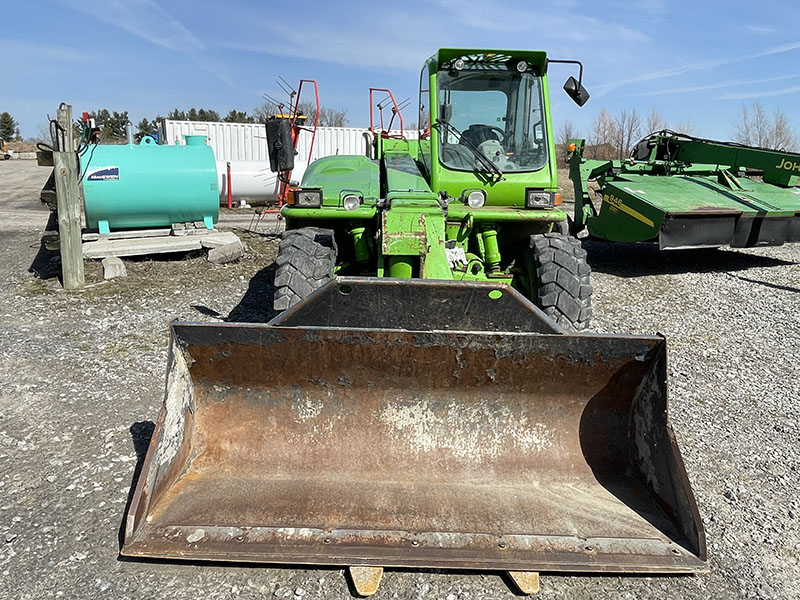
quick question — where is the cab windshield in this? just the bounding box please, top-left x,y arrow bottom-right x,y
437,69 -> 548,173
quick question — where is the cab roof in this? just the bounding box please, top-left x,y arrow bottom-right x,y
427,48 -> 549,74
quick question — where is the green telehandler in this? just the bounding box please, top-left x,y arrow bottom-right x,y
122,49 -> 706,596
271,49 -> 592,332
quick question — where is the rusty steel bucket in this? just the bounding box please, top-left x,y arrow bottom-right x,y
123,279 -> 706,590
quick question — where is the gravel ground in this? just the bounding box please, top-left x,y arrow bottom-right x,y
1,159 -> 799,599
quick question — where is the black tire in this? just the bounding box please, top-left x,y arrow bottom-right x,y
527,233 -> 592,332
273,227 -> 336,311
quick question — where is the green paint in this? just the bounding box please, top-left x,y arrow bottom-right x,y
387,256 -> 414,278
279,48 -> 581,296
349,226 -> 370,263
480,227 -> 501,271
569,132 -> 800,248
447,205 -> 566,223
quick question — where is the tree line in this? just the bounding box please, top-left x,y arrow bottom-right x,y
5,100 -> 795,153
83,101 -> 349,144
556,102 -> 797,165
0,102 -> 350,146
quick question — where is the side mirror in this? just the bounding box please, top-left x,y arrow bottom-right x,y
265,118 -> 295,173
564,76 -> 590,107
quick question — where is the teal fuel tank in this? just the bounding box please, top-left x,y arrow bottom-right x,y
81,135 -> 219,234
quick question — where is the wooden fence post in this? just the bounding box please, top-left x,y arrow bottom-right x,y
53,103 -> 85,289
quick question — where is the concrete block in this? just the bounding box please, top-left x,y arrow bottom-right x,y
83,237 -> 202,258
207,241 -> 245,264
200,232 -> 241,248
102,257 -> 127,279
83,228 -> 170,242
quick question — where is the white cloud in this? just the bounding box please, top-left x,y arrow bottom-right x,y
756,41 -> 800,57
635,73 -> 800,96
595,39 -> 800,98
638,0 -> 666,14
222,8 -> 444,72
0,40 -> 91,62
719,85 -> 800,100
59,0 -> 204,52
433,0 -> 648,43
744,25 -> 779,36
222,0 -> 651,74
55,0 -> 235,85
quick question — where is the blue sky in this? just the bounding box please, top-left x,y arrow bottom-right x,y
2,0 -> 799,141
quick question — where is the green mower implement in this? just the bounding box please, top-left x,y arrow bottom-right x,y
569,130 -> 800,249
122,50 -> 707,595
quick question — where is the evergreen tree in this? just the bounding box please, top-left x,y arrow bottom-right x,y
222,109 -> 255,123
0,112 -> 18,143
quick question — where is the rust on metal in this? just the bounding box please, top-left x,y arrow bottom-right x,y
123,318 -> 705,575
271,278 -> 562,333
348,566 -> 384,597
508,571 -> 540,595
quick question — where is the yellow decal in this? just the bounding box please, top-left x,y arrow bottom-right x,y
603,194 -> 655,227
776,158 -> 800,173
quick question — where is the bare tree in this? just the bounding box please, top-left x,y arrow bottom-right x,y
645,108 -> 667,135
36,122 -> 53,144
253,101 -> 348,127
557,120 -> 577,147
317,106 -> 348,128
769,108 -> 796,151
588,108 -> 616,159
673,118 -> 696,136
613,108 -> 642,159
733,102 -> 796,150
734,102 -> 768,147
555,120 -> 577,166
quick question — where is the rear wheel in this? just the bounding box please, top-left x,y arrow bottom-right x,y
526,233 -> 592,331
273,227 -> 336,311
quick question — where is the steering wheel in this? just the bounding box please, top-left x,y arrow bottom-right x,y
476,124 -> 507,144
459,124 -> 508,148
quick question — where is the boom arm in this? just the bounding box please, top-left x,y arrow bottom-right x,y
648,132 -> 800,187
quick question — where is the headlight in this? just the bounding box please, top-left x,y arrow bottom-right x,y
516,60 -> 528,72
525,190 -> 555,208
294,189 -> 322,208
342,193 -> 361,211
464,190 -> 486,208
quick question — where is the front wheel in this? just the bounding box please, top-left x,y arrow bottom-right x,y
526,233 -> 592,332
273,227 -> 336,311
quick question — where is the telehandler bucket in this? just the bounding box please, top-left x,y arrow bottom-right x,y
123,279 -> 705,593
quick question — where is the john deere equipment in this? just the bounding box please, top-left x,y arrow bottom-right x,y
123,49 -> 707,595
569,131 -> 800,249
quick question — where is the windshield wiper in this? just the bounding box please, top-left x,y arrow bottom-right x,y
434,119 -> 503,183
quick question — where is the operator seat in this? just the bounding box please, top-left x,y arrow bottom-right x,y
441,144 -> 475,169
460,124 -> 499,148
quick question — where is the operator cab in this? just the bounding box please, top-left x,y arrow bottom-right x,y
437,62 -> 548,174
